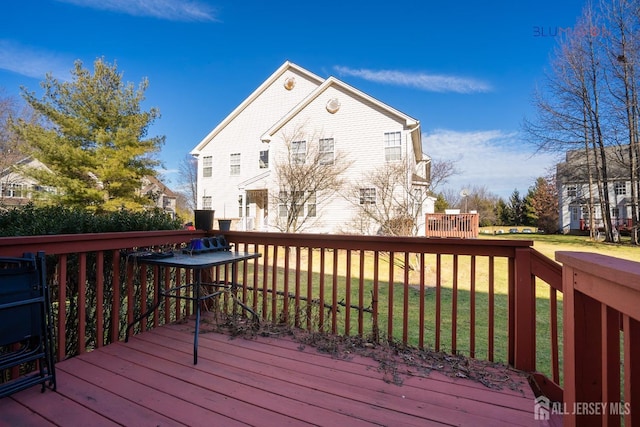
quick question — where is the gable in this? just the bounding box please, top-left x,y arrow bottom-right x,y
191,61 -> 325,155
260,76 -> 423,161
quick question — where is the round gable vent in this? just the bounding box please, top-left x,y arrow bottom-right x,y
326,98 -> 341,114
284,77 -> 296,90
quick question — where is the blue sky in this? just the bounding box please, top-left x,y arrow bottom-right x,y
0,0 -> 588,199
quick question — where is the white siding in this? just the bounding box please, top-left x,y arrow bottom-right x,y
196,68 -> 321,220
193,63 -> 427,234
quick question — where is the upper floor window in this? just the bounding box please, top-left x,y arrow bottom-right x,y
384,132 -> 402,162
203,156 -> 212,177
567,185 -> 578,198
291,141 -> 306,164
230,153 -> 241,176
259,150 -> 269,168
360,188 -> 376,204
319,138 -> 335,165
614,182 -> 627,196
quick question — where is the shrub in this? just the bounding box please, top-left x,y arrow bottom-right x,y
0,204 -> 182,236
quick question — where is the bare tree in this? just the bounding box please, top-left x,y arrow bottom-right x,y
524,4 -> 619,241
272,124 -> 352,233
177,154 -> 198,211
348,161 -> 431,236
601,0 -> 640,243
429,158 -> 460,194
0,90 -> 34,204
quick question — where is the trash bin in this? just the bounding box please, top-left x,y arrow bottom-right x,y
194,210 -> 215,231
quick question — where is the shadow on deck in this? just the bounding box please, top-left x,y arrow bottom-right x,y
1,313 -> 541,426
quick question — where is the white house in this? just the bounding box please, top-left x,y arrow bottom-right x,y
191,61 -> 433,235
557,145 -> 636,233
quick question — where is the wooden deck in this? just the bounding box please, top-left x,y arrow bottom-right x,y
1,316 -> 540,426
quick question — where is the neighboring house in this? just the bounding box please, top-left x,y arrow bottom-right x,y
0,155 -> 55,207
0,155 -> 177,217
140,175 -> 177,218
557,145 -> 636,233
191,61 -> 433,234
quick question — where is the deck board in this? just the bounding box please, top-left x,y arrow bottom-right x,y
1,318 -> 542,426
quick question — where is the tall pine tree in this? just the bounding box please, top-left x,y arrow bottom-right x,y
13,58 -> 164,211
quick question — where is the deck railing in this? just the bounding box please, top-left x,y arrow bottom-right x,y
9,230 -> 638,424
0,230 -> 563,394
424,213 -> 479,238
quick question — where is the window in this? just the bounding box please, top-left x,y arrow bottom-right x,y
259,150 -> 269,168
384,131 -> 402,162
567,185 -> 578,198
571,206 -> 579,221
278,191 -> 288,217
202,196 -> 212,210
307,191 -> 316,217
203,156 -> 212,177
230,153 -> 241,175
614,182 -> 627,196
319,138 -> 335,165
291,141 -> 306,164
278,190 -> 315,217
360,188 -> 376,204
3,183 -> 26,198
612,207 -> 620,218
238,194 -> 249,217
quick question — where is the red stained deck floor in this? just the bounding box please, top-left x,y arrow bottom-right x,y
1,316 -> 542,426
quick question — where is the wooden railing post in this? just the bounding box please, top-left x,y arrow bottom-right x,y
557,251 -> 640,427
513,248 -> 535,372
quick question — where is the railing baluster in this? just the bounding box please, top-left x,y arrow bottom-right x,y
140,265 -> 147,333
306,247 -> 313,331
435,253 -> 441,352
470,255 -> 476,358
294,246 -> 301,328
96,251 -> 104,348
57,254 -> 67,362
488,255 -> 495,362
271,245 -> 278,323
419,253 -> 425,349
388,251 -> 394,343
252,244 -> 260,314
358,250 -> 364,336
283,246 -> 290,324
403,252 -> 409,344
262,245 -> 269,319
319,248 -> 325,331
78,253 -> 86,354
332,249 -> 338,334
451,254 -> 458,354
550,287 -> 559,384
345,250 -> 352,336
110,250 -> 120,343
372,251 -> 379,342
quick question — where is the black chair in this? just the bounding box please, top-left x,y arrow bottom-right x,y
0,252 -> 56,398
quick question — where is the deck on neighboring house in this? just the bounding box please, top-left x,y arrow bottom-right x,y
1,314 -> 540,427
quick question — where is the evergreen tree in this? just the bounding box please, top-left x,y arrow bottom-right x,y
528,176 -> 559,233
13,58 -> 164,211
434,193 -> 449,213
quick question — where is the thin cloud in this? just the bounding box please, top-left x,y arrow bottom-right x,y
424,129 -> 558,198
56,0 -> 218,22
0,40 -> 71,80
334,66 -> 491,94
